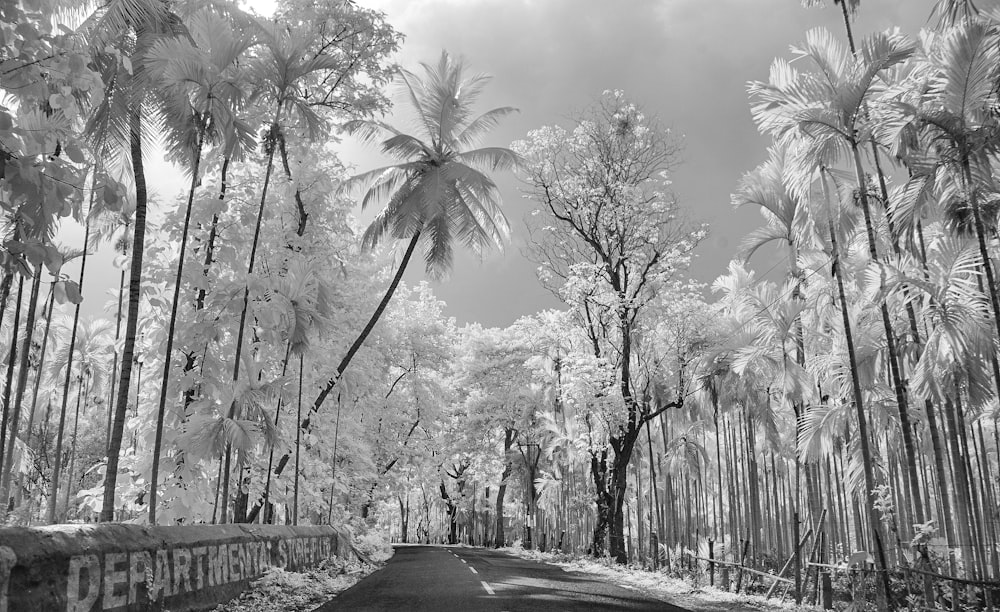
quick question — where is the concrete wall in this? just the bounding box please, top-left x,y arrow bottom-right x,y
0,523 -> 357,612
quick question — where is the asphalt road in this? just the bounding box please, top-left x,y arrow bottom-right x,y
314,545 -> 689,611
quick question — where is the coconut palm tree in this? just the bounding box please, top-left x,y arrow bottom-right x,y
83,0 -> 189,523
312,50 -> 518,418
254,51 -> 519,511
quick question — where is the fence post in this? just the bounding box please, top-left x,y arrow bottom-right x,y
721,566 -> 730,592
650,532 -> 660,570
821,571 -> 833,610
708,539 -> 715,587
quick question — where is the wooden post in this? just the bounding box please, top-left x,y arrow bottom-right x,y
650,531 -> 660,570
821,572 -> 833,610
709,539 -> 715,586
735,537 -> 751,593
721,566 -> 731,592
765,527 -> 813,599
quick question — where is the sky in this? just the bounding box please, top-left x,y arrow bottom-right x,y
71,0 -> 943,328
328,0 -> 940,328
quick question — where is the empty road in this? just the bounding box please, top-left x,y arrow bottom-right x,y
314,545 -> 688,611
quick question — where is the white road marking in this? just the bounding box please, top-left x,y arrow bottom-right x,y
469,566 -> 478,574
461,559 -> 467,564
480,580 -> 495,595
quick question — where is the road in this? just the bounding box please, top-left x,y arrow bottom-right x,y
314,545 -> 689,611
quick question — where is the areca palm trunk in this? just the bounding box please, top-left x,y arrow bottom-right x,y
24,287 -> 54,451
222,109 -> 283,524
106,256 -> 126,451
823,173 -> 893,608
149,125 -> 206,525
259,341 -> 292,523
0,277 -> 24,488
828,2 -> 926,528
63,374 -> 88,518
292,353 -> 304,526
101,113 -> 146,523
0,263 -> 42,507
849,144 -> 925,534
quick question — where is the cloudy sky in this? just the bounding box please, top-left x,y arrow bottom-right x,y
69,0 -> 943,327
335,0 -> 939,328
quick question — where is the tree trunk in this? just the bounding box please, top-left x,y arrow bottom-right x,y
149,125 -> 205,524
495,428 -> 514,547
249,231 -> 422,521
101,113 -> 147,522
0,277 -> 25,489
292,354 -> 303,526
824,174 -> 892,608
24,287 -> 54,452
224,112 -> 283,524
0,263 -> 42,507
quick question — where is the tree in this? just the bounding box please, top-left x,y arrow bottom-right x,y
514,90 -> 705,562
261,50 -> 519,496
87,0 -> 189,523
144,6 -> 255,525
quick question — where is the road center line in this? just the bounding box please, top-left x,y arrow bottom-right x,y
461,559 -> 467,564
469,566 -> 478,574
480,580 -> 495,595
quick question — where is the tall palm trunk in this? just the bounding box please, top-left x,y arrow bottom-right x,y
848,143 -> 925,533
259,341 -> 292,523
292,353 -> 303,526
827,3 -> 926,526
0,263 -> 42,506
106,260 -> 126,451
149,125 -> 206,524
101,113 -> 147,522
0,277 -> 24,486
222,109 -> 283,524
823,172 -> 893,609
24,287 -> 54,451
48,215 -> 91,524
62,374 -> 89,518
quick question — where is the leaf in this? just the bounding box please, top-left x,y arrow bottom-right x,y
64,142 -> 85,164
53,280 -> 68,304
64,280 -> 83,304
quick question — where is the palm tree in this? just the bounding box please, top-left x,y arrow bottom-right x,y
750,29 -> 928,545
216,22 -> 345,523
314,51 -> 518,418
83,0 -> 188,523
143,8 -> 254,525
883,235 -> 993,577
253,51 -> 519,513
817,167 -> 893,605
883,20 -> 1000,404
45,217 -> 92,524
0,261 -> 42,508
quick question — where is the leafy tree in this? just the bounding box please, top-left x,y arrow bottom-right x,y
514,90 -> 705,562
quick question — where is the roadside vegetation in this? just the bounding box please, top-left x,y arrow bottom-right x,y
1,1 -> 998,610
